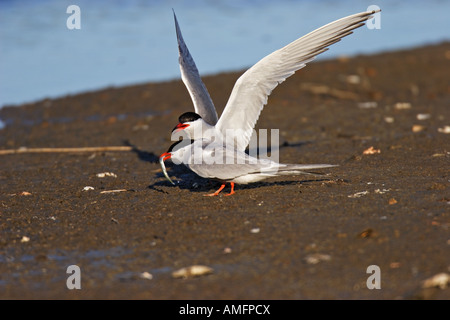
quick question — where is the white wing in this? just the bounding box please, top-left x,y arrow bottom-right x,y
186,140 -> 336,182
216,10 -> 379,151
173,11 -> 219,125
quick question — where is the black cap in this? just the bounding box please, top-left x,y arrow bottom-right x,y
178,112 -> 201,123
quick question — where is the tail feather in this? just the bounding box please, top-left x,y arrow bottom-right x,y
231,163 -> 337,184
272,163 -> 338,177
280,164 -> 338,171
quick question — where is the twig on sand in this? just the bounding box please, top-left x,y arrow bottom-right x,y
0,146 -> 133,155
100,189 -> 128,194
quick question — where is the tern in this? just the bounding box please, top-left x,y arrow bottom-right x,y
160,139 -> 336,196
159,9 -> 380,195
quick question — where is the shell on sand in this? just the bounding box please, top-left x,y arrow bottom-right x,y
172,265 -> 213,279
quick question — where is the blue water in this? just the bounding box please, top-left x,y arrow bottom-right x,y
0,0 -> 449,108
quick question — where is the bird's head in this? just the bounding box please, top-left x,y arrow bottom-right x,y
171,112 -> 205,139
159,139 -> 193,185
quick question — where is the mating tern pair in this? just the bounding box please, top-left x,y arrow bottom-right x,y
159,9 -> 379,196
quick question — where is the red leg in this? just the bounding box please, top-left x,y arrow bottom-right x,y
204,183 -> 226,196
225,182 -> 235,196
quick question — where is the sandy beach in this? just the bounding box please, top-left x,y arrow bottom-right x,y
0,42 -> 449,299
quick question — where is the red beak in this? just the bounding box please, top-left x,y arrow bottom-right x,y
159,152 -> 172,161
173,123 -> 190,132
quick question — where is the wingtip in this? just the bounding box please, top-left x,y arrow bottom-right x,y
173,9 -> 182,31
368,8 -> 381,14
172,8 -> 177,21
173,9 -> 182,42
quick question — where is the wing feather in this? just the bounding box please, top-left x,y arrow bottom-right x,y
173,11 -> 219,125
216,10 -> 379,151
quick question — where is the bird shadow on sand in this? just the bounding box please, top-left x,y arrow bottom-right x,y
149,163 -> 335,194
150,174 -> 334,195
124,140 -> 160,163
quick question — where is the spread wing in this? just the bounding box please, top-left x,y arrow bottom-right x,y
216,10 -> 379,151
173,10 -> 219,125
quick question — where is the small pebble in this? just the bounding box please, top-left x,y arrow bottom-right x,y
346,74 -> 361,84
389,198 -> 398,205
139,272 -> 153,280
412,124 -> 426,132
384,116 -> 395,123
96,172 -> 117,178
348,191 -> 369,198
416,113 -> 431,120
357,228 -> 375,238
363,146 -> 380,155
437,126 -> 450,134
305,253 -> 331,264
422,273 -> 450,289
172,265 -> 213,279
358,101 -> 377,109
394,102 -> 411,109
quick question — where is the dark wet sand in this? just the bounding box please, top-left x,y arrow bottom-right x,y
0,43 -> 449,300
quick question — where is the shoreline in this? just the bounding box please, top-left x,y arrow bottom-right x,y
1,41 -> 447,111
